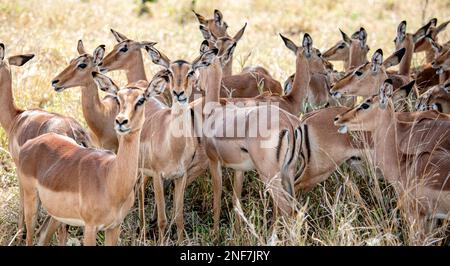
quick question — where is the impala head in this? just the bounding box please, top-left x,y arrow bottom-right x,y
92,72 -> 160,135
199,23 -> 246,67
414,18 -> 449,53
0,43 -> 34,83
51,40 -> 105,91
330,48 -> 405,98
193,9 -> 229,40
394,20 -> 431,50
100,29 -> 156,73
322,29 -> 369,62
430,39 -> 450,74
416,82 -> 450,113
280,32 -> 327,73
334,79 -> 397,133
144,45 -> 217,105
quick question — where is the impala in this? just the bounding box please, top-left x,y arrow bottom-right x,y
416,82 -> 450,114
141,45 -> 219,242
330,48 -> 406,98
0,43 -> 92,241
180,37 -> 305,233
394,20 -> 431,77
99,29 -> 171,105
335,79 -> 450,227
193,9 -> 271,77
280,34 -> 337,110
198,23 -> 283,98
51,40 -> 120,151
322,29 -> 368,71
414,18 -> 449,64
18,71 -> 160,246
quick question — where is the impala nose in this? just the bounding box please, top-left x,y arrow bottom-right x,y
51,79 -> 60,87
115,118 -> 128,126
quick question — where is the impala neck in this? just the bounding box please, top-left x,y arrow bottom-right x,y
399,38 -> 413,76
204,58 -> 223,106
286,53 -> 311,115
348,46 -> 368,70
125,50 -> 147,83
0,69 -> 20,131
80,80 -> 108,138
343,58 -> 351,71
109,128 -> 141,204
372,102 -> 402,183
424,49 -> 435,64
222,56 -> 232,77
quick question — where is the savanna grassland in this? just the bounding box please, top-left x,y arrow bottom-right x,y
0,0 -> 449,246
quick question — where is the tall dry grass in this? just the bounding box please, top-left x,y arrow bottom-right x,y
0,0 -> 449,245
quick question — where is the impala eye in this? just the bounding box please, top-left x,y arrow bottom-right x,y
361,103 -> 370,109
355,71 -> 363,76
136,97 -> 145,107
120,46 -> 128,53
78,63 -> 87,69
337,44 -> 346,49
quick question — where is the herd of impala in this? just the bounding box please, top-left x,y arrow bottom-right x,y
1,9 -> 449,246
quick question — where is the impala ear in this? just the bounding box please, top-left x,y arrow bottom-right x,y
0,43 -> 4,61
396,21 -> 407,44
339,28 -> 351,44
280,34 -> 298,55
145,69 -> 170,99
93,45 -> 105,66
413,20 -> 432,43
145,46 -> 171,68
77,40 -> 87,55
393,80 -> 415,99
429,38 -> 442,54
92,72 -> 119,94
213,9 -> 224,27
379,79 -> 394,109
138,41 -> 157,48
436,20 -> 450,35
429,18 -> 438,27
351,30 -> 360,39
199,25 -> 212,40
192,10 -> 207,25
371,49 -> 383,72
302,33 -> 313,58
233,23 -> 247,43
110,29 -> 128,43
192,48 -> 218,71
8,54 -> 35,66
199,40 -> 210,54
358,27 -> 367,48
383,48 -> 405,69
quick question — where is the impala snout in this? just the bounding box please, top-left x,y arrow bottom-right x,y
333,115 -> 349,134
51,79 -> 65,92
115,116 -> 130,134
172,90 -> 187,104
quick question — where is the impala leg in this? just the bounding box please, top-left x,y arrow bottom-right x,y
232,170 -> 244,232
23,186 -> 38,246
105,226 -> 121,246
57,224 -> 68,246
209,160 -> 223,234
17,182 -> 25,239
174,175 -> 187,243
153,174 -> 167,244
83,225 -> 97,246
138,175 -> 149,236
38,217 -> 61,246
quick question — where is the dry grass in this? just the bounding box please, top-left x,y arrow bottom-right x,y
0,0 -> 449,246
